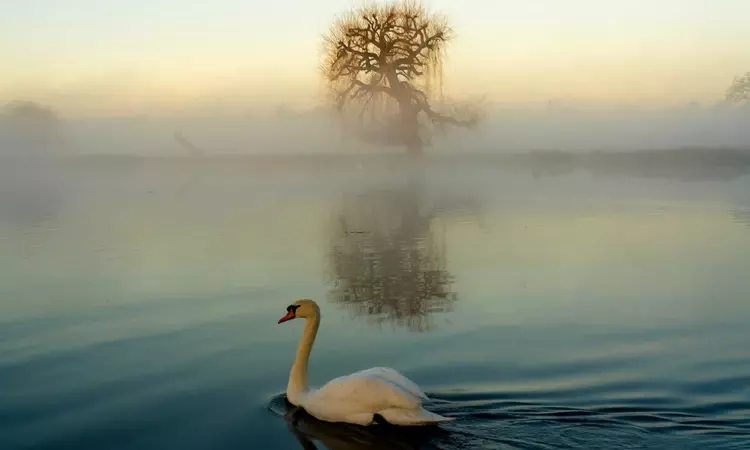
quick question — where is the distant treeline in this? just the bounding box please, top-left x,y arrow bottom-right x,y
54,147 -> 750,182
468,147 -> 750,180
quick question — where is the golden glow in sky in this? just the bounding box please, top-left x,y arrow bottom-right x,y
2,0 -> 750,115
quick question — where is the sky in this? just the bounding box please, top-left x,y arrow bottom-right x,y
2,0 -> 750,116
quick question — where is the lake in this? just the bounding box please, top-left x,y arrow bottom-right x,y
1,155 -> 749,449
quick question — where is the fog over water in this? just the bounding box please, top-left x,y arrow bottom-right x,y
1,154 -> 750,450
3,0 -> 750,447
2,91 -> 750,450
2,102 -> 750,157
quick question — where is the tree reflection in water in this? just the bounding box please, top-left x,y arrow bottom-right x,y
327,177 -> 457,332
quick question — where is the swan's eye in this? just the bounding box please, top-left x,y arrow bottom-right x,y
286,305 -> 300,314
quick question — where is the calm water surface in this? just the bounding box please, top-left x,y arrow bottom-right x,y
1,158 -> 749,449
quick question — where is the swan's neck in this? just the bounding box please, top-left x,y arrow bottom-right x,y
287,314 -> 319,406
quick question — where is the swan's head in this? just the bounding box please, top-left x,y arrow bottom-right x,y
278,299 -> 319,324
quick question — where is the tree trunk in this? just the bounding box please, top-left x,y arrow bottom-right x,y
387,71 -> 424,158
398,101 -> 423,158
405,135 -> 423,158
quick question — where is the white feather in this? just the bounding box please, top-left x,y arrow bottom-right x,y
279,300 -> 454,426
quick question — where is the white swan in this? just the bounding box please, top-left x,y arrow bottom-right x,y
277,299 -> 454,426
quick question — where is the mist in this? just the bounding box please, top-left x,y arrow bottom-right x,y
445,103 -> 750,153
2,100 -> 749,230
2,101 -> 749,159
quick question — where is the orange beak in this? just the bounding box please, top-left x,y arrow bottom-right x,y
278,311 -> 295,324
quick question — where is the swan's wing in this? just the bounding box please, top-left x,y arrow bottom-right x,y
308,370 -> 423,413
347,367 -> 428,401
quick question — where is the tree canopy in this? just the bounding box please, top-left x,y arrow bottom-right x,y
322,1 -> 480,155
3,101 -> 60,128
1,101 -> 62,156
726,72 -> 750,103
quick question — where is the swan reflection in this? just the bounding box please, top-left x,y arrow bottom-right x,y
281,398 -> 446,450
327,178 -> 457,332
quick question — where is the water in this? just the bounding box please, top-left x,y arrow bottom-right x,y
1,156 -> 749,449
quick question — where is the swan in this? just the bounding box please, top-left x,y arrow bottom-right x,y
277,299 -> 454,426
280,399 -> 446,450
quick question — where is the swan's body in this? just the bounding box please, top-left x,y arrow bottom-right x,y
278,299 -> 454,426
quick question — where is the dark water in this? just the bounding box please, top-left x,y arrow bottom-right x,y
1,157 -> 749,449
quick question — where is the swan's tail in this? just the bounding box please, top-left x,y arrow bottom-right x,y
378,407 -> 455,426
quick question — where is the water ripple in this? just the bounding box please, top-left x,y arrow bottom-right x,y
267,387 -> 750,450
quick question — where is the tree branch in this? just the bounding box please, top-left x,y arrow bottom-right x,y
418,101 -> 479,129
322,1 -> 478,152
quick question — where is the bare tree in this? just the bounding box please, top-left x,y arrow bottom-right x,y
322,1 -> 481,156
726,72 -> 750,104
